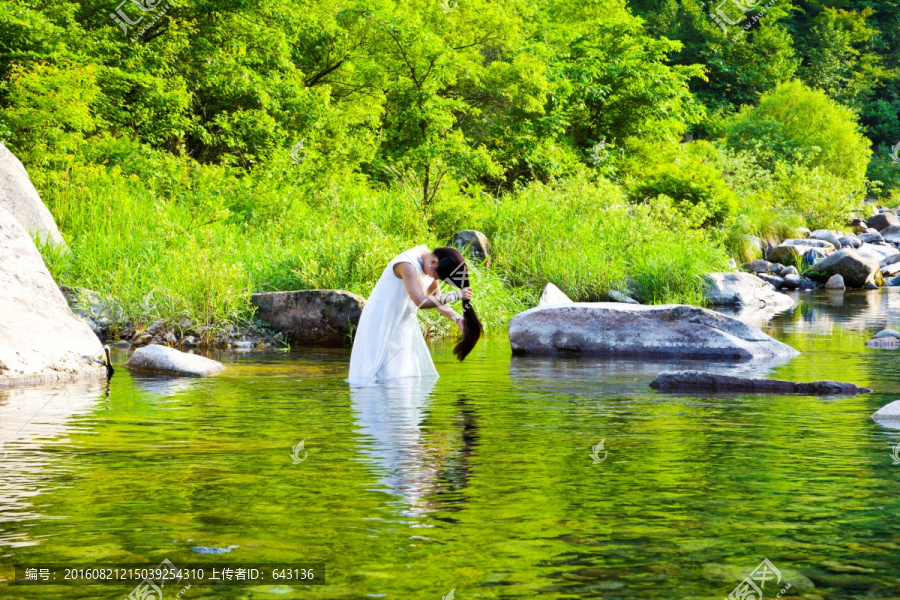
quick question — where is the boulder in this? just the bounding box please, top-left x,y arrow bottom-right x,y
0,206 -> 105,385
767,239 -> 835,265
880,225 -> 900,245
814,249 -> 881,288
873,400 -> 900,422
799,276 -> 817,291
0,149 -> 67,249
866,211 -> 899,232
703,272 -> 795,309
123,345 -> 224,376
449,230 -> 491,266
508,303 -> 799,361
608,289 -> 639,304
858,243 -> 899,263
850,217 -> 868,234
881,254 -> 900,268
650,370 -> 870,395
882,262 -> 900,278
781,265 -> 799,276
858,232 -> 884,244
756,273 -> 784,289
538,283 -> 573,306
783,274 -> 800,289
251,289 -> 365,346
769,262 -> 784,276
742,259 -> 772,274
824,274 -> 846,290
838,235 -> 861,249
810,229 -> 842,249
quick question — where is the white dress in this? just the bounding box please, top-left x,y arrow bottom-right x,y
347,245 -> 439,385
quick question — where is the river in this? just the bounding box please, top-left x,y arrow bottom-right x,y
1,290 -> 899,599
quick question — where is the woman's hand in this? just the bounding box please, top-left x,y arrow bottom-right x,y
460,287 -> 473,301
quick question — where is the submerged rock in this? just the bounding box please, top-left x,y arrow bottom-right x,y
538,283 -> 573,306
508,303 -> 799,361
650,370 -> 870,395
123,345 -> 225,377
0,148 -> 67,248
814,249 -> 881,288
251,289 -> 365,346
824,274 -> 846,290
703,272 -> 795,309
0,206 -> 105,385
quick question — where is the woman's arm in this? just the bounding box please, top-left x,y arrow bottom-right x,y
394,263 -> 459,309
428,279 -> 464,324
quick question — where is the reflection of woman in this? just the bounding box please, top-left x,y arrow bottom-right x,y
348,245 -> 482,386
351,378 -> 438,514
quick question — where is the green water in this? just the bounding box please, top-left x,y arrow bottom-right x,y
2,291 -> 900,600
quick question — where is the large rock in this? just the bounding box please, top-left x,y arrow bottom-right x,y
767,239 -> 835,264
123,345 -> 224,376
857,242 -> 899,263
873,400 -> 900,422
508,303 -> 799,361
813,249 -> 881,288
251,289 -> 365,346
703,272 -> 795,309
0,206 -> 105,385
810,229 -> 842,249
0,148 -> 67,248
449,230 -> 491,267
866,211 -> 899,232
538,283 -> 573,306
650,370 -> 870,395
880,225 -> 900,245
838,235 -> 861,249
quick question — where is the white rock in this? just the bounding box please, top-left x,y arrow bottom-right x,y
538,282 -> 574,306
123,345 -> 225,377
872,400 -> 900,422
0,206 -> 104,385
0,148 -> 67,248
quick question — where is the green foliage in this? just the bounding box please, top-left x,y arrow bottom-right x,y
726,81 -> 872,183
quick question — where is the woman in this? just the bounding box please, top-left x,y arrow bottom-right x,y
348,245 -> 482,386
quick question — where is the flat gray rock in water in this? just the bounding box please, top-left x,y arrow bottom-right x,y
0,148 -> 67,248
0,206 -> 105,386
123,345 -> 225,377
703,272 -> 795,309
538,282 -> 573,306
508,303 -> 799,361
650,370 -> 870,395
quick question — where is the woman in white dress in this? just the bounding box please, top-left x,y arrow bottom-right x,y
347,245 -> 482,386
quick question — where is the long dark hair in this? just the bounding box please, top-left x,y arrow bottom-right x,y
434,247 -> 483,361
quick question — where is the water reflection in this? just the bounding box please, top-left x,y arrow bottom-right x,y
0,380 -> 105,546
350,378 -> 439,516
